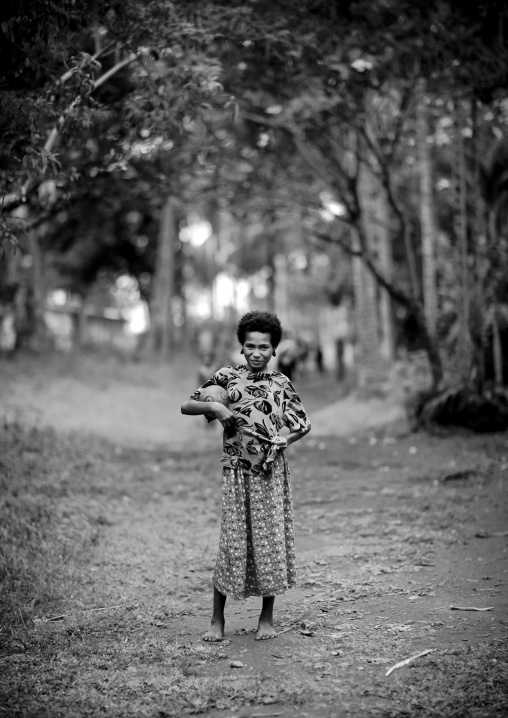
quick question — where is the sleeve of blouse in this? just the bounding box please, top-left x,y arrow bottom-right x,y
189,366 -> 231,400
282,378 -> 311,433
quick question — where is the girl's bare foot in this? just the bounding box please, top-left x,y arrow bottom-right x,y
203,587 -> 227,641
256,595 -> 276,640
202,619 -> 224,642
255,618 -> 277,640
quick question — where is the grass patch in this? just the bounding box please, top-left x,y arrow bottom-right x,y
0,421 -> 106,633
377,646 -> 508,717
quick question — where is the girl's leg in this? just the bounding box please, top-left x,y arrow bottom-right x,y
203,586 -> 226,642
255,595 -> 277,640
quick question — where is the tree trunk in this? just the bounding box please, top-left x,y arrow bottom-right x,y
265,231 -> 276,314
470,99 -> 487,391
147,196 -> 176,357
274,253 -> 289,326
3,207 -> 28,347
5,240 -> 21,286
454,102 -> 472,383
361,95 -> 395,365
412,300 -> 444,390
416,79 -> 438,338
27,229 -> 48,350
355,142 -> 392,382
351,223 -> 386,388
373,187 -> 394,363
72,293 -> 88,347
207,208 -> 219,321
492,306 -> 503,388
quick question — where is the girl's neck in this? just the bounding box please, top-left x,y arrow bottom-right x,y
246,363 -> 269,374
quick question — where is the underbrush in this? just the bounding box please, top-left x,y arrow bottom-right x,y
407,385 -> 508,433
0,421 -> 109,634
379,646 -> 508,717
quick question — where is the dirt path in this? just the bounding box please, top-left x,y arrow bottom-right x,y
1,356 -> 508,716
0,351 -> 398,446
2,415 -> 507,717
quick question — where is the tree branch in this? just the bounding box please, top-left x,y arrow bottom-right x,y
359,118 -> 420,300
92,54 -> 136,91
314,229 -> 361,257
60,42 -> 116,84
316,227 -> 412,307
2,53 -> 138,213
241,110 -> 341,188
317,221 -> 443,388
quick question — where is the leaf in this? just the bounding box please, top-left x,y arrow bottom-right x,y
245,385 -> 268,398
230,388 -> 241,403
254,399 -> 272,414
237,406 -> 252,416
253,422 -> 270,438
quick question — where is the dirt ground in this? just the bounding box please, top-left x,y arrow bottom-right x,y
1,352 -> 507,717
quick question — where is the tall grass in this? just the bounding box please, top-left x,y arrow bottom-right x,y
0,421 -> 107,633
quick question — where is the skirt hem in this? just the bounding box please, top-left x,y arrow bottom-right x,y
213,580 -> 296,601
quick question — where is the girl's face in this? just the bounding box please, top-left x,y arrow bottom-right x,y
242,331 -> 273,372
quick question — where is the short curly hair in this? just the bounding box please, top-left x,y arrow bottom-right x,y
236,311 -> 283,348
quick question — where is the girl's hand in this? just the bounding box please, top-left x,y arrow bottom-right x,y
208,402 -> 237,430
272,436 -> 288,451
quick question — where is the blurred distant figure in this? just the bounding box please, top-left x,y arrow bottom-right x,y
296,336 -> 309,376
336,338 -> 345,381
198,353 -> 217,430
277,333 -> 299,381
315,344 -> 324,374
0,287 -> 17,356
197,327 -> 215,361
198,353 -> 216,386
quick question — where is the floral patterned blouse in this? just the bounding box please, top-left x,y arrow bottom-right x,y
191,365 -> 311,475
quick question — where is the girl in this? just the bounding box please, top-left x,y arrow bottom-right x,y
181,311 -> 311,641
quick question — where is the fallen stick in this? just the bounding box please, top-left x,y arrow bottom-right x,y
385,649 -> 436,677
450,605 -> 494,612
475,530 -> 508,538
276,626 -> 295,635
250,713 -> 283,718
36,605 -> 125,622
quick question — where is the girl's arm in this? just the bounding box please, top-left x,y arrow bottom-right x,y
180,399 -> 237,430
285,425 -> 311,447
273,425 -> 310,451
279,378 -> 311,450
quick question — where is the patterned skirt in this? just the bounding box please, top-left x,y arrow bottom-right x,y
213,455 -> 297,599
